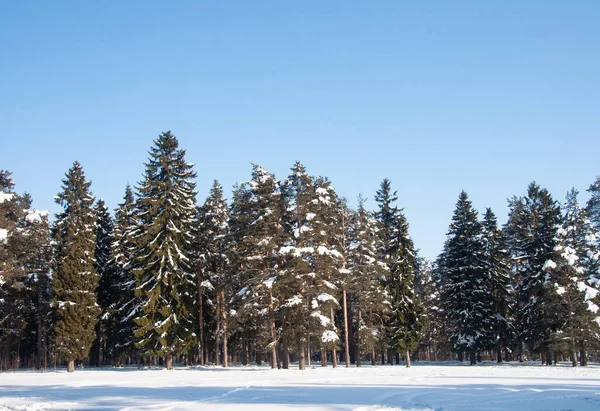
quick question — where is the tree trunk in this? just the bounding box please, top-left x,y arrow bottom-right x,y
166,356 -> 173,370
67,360 -> 75,373
198,285 -> 205,366
342,288 -> 350,368
282,336 -> 289,369
406,349 -> 412,368
356,310 -> 362,367
371,349 -> 376,366
269,290 -> 277,369
580,341 -> 587,366
222,293 -> 228,367
36,284 -> 43,370
321,348 -> 327,367
215,291 -> 221,366
307,337 -> 311,367
330,307 -> 337,368
299,338 -> 306,370
570,343 -> 577,367
470,350 -> 476,365
497,344 -> 503,363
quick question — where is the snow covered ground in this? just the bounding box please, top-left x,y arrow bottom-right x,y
1,362 -> 599,410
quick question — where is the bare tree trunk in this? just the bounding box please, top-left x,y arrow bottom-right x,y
330,307 -> 337,368
342,288 -> 350,368
67,360 -> 75,373
371,349 -> 376,365
307,337 -> 311,367
215,291 -> 221,366
222,290 -> 228,367
356,310 -> 362,367
242,333 -> 248,365
321,348 -> 327,367
299,337 -> 306,370
198,284 -> 205,365
36,284 -> 43,370
166,356 -> 173,370
580,341 -> 587,366
269,290 -> 277,369
406,349 -> 412,368
470,350 -> 476,365
282,336 -> 289,369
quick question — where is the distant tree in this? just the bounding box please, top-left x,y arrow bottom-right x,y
52,162 -> 100,372
586,176 -> 600,234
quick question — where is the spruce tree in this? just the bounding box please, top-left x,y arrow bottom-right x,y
510,182 -> 561,363
374,178 -> 426,366
132,131 -> 198,369
586,176 -> 600,234
438,191 -> 495,365
52,162 -> 100,372
348,198 -> 389,367
481,208 -> 513,362
548,189 -> 600,366
91,199 -> 116,366
112,185 -> 139,364
197,180 -> 230,366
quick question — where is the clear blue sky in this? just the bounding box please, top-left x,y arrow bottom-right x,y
1,1 -> 599,260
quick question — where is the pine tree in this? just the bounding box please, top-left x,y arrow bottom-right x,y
586,176 -> 600,234
481,208 -> 513,362
374,178 -> 426,366
348,198 -> 389,367
131,131 -> 198,369
91,199 -> 116,366
52,162 -> 100,372
547,189 -> 600,366
510,182 -> 561,364
197,180 -> 230,366
439,191 -> 495,365
111,185 -> 139,364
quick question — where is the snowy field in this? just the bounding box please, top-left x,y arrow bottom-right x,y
1,362 -> 600,411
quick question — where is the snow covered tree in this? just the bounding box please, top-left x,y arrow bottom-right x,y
481,208 -> 513,362
197,180 -> 230,366
90,199 -> 116,366
509,183 -> 561,363
547,189 -> 600,366
348,198 -> 389,366
232,164 -> 284,368
52,162 -> 100,372
414,258 -> 446,361
374,178 -> 426,366
111,185 -> 139,364
586,176 -> 600,235
438,191 -> 496,365
131,131 -> 198,370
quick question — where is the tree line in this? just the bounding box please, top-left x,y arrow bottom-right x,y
0,131 -> 599,371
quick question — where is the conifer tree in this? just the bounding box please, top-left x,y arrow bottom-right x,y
197,180 -> 230,366
132,131 -> 198,370
52,162 -> 100,372
586,176 -> 600,234
91,199 -> 115,366
510,183 -> 561,364
348,198 -> 389,367
111,185 -> 139,364
438,191 -> 495,365
374,179 -> 426,366
481,208 -> 513,362
233,165 -> 284,368
547,189 -> 600,366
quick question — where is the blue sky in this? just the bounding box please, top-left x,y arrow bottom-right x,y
1,1 -> 599,260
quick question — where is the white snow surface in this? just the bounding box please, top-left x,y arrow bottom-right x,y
1,363 -> 599,410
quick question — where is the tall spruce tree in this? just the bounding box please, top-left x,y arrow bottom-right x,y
374,178 -> 426,366
91,199 -> 116,366
586,176 -> 600,235
439,191 -> 495,365
481,208 -> 513,362
510,183 -> 561,364
52,162 -> 100,372
349,198 -> 389,367
547,189 -> 600,366
132,131 -> 198,370
112,185 -> 139,364
197,180 -> 230,366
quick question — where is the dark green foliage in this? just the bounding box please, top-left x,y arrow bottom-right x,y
438,191 -> 496,362
132,131 -> 198,361
52,162 -> 101,364
509,183 -> 561,357
586,176 -> 600,234
111,185 -> 139,363
374,179 -> 427,360
481,208 -> 513,362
